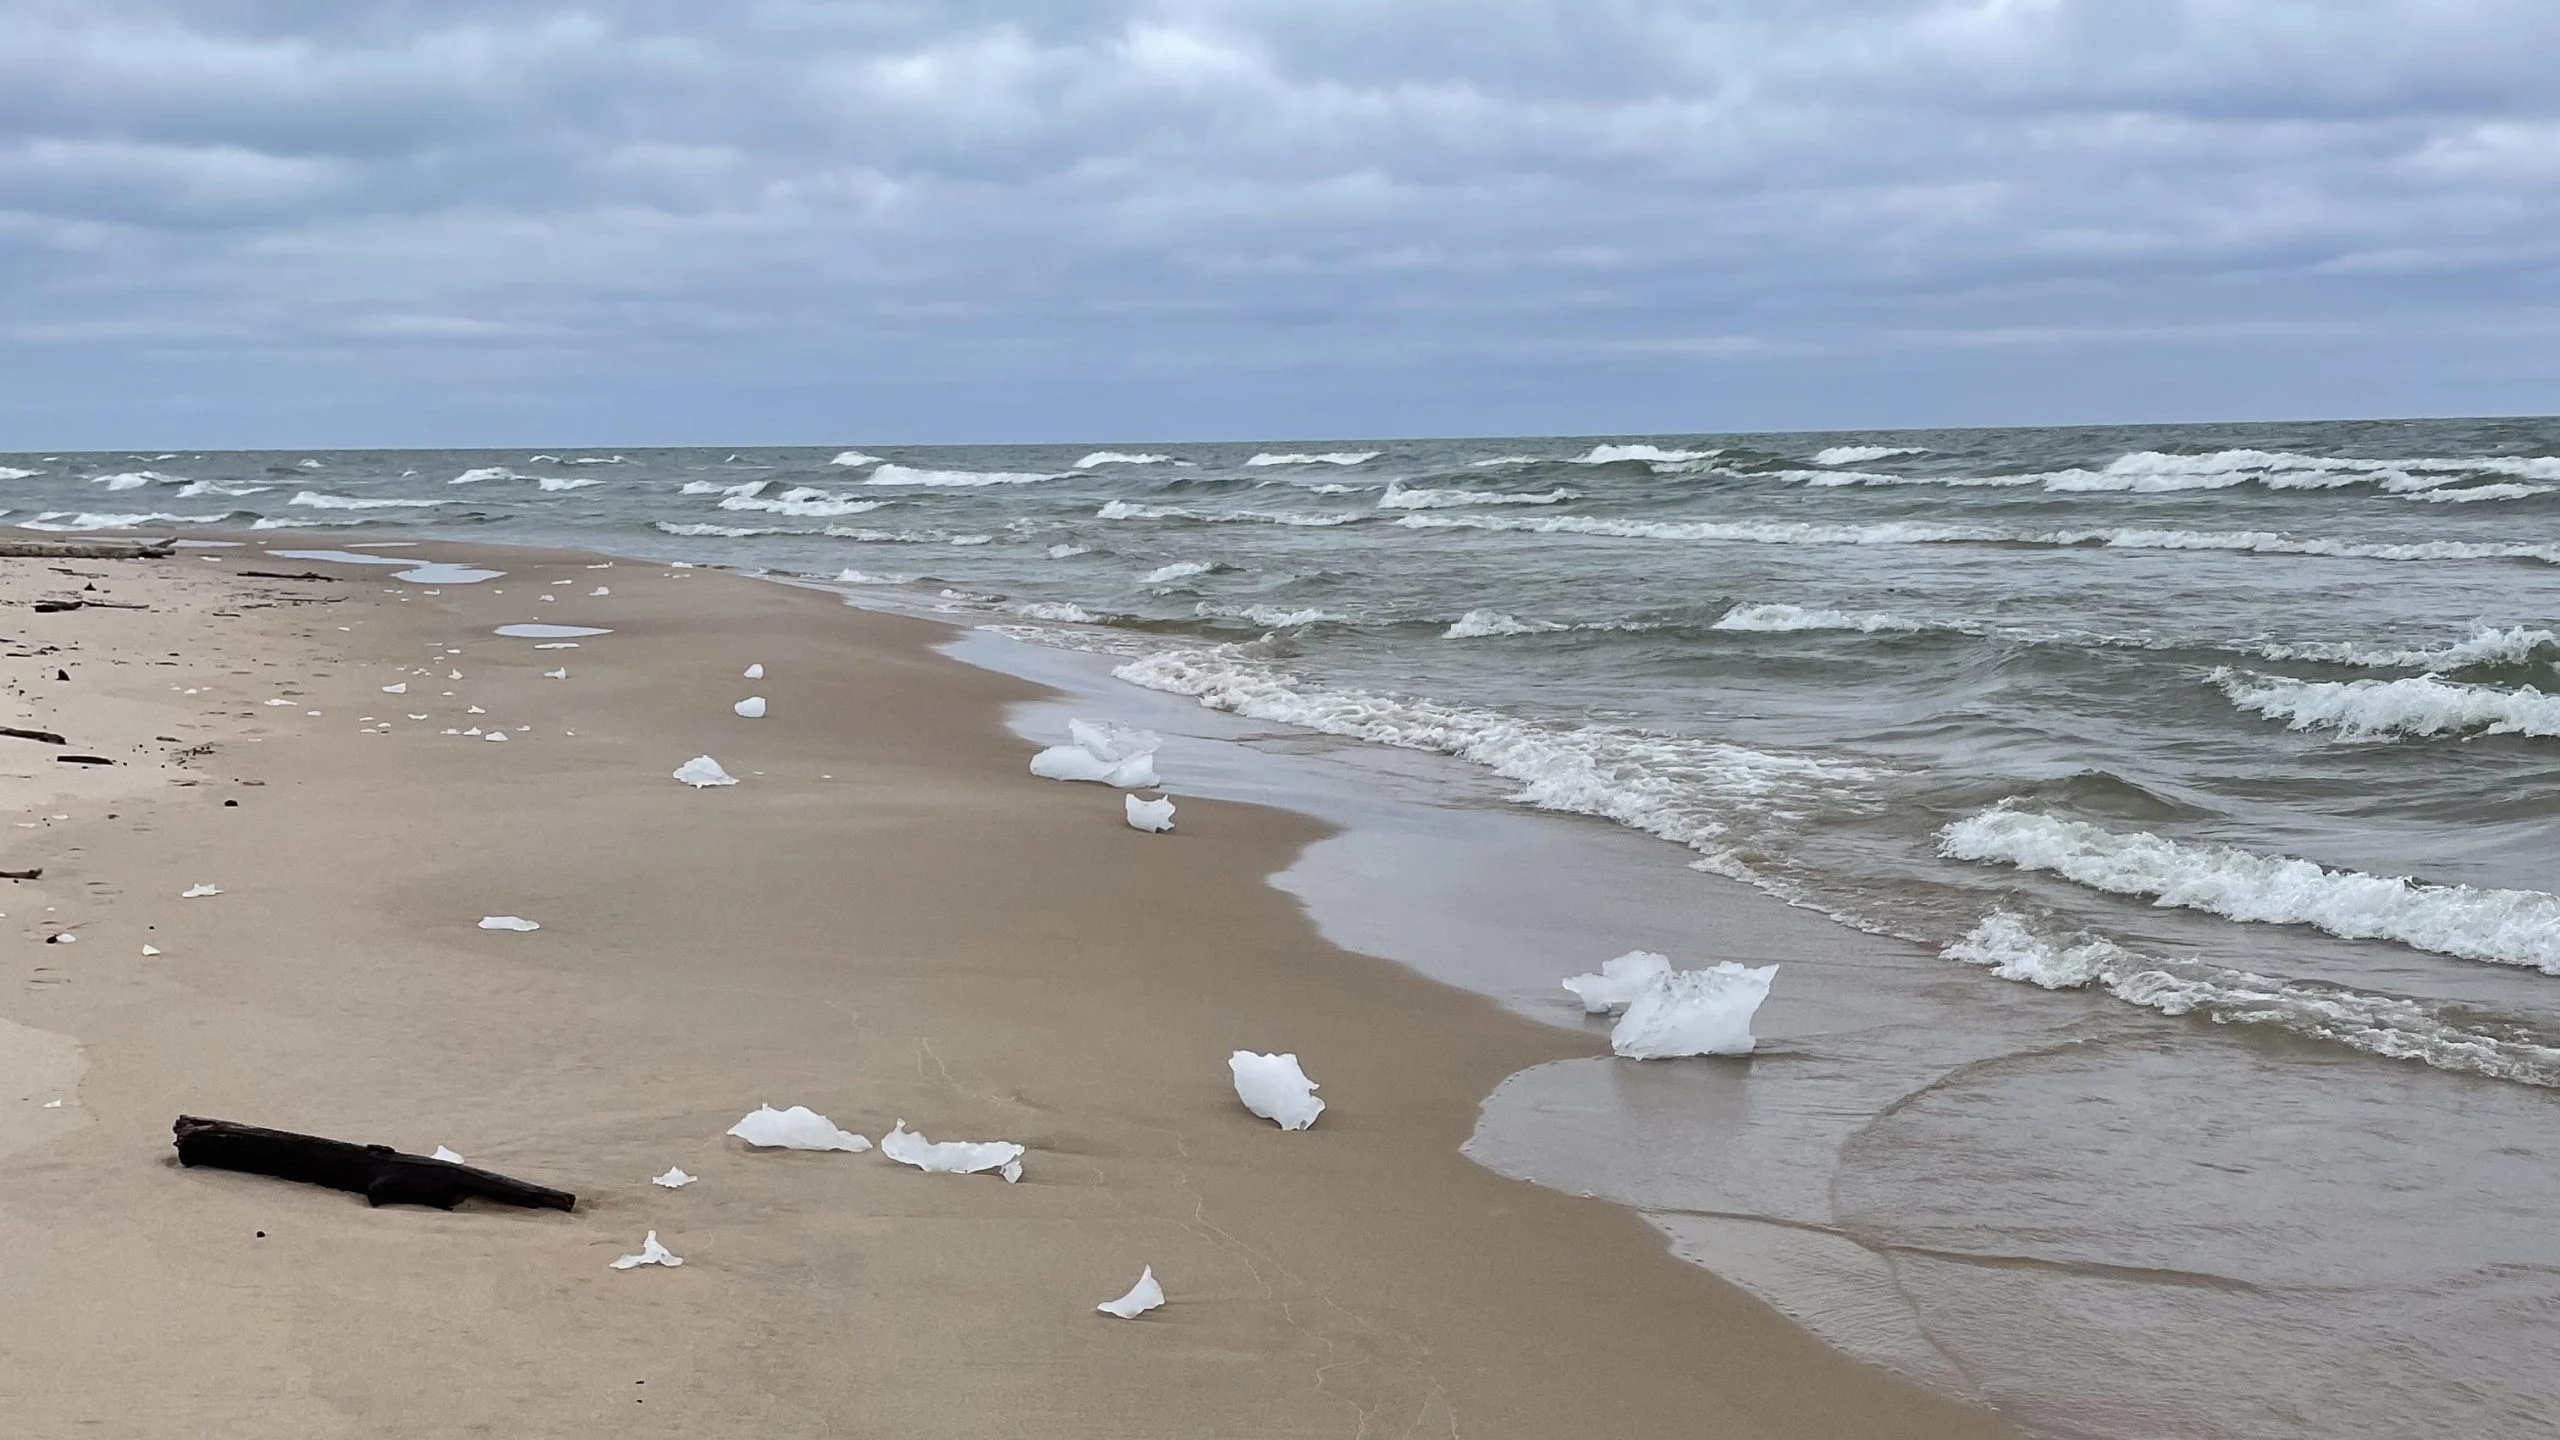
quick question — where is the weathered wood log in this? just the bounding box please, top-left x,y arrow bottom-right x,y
56,755 -> 114,765
237,570 -> 342,582
0,868 -> 38,880
0,726 -> 66,745
172,1115 -> 577,1212
0,539 -> 174,560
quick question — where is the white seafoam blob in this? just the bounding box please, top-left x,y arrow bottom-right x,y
878,1120 -> 1025,1181
1561,950 -> 1673,1014
733,696 -> 766,718
673,755 -> 737,787
726,1104 -> 870,1152
653,1167 -> 697,1188
1229,1051 -> 1323,1129
478,915 -> 539,932
610,1232 -> 683,1269
1125,793 -> 1176,832
495,624 -> 612,639
1097,1267 -> 1165,1319
1609,963 -> 1777,1059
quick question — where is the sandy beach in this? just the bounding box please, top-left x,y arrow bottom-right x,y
0,539 -> 2014,1438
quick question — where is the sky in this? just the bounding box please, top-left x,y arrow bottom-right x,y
3,0 -> 2557,448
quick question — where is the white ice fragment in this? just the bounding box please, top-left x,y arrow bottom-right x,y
141,944 -> 161,956
877,1120 -> 1025,1179
544,667 -> 567,679
431,1145 -> 465,1164
181,883 -> 221,899
673,755 -> 738,787
1228,1051 -> 1323,1129
726,1104 -> 870,1151
381,682 -> 407,694
483,730 -> 508,742
652,1167 -> 697,1188
408,714 -> 428,720
1125,794 -> 1176,832
442,728 -> 461,735
42,1099 -> 64,1109
1027,719 -> 1163,788
589,586 -> 610,596
466,704 -> 485,713
49,934 -> 74,944
463,727 -> 482,736
1096,1267 -> 1164,1319
743,664 -> 764,679
1561,951 -> 1674,1015
263,698 -> 292,706
448,670 -> 463,680
1609,963 -> 1778,1060
733,696 -> 766,718
610,1231 -> 683,1269
478,915 -> 540,931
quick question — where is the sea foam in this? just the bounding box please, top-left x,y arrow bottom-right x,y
1939,808 -> 2560,973
1376,482 -> 1577,510
1711,603 -> 1930,634
1812,445 -> 1925,465
718,486 -> 888,518
1244,451 -> 1379,467
865,464 -> 1056,487
2213,671 -> 2560,739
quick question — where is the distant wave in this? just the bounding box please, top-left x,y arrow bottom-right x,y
828,451 -> 883,467
0,466 -> 41,481
1944,911 -> 2560,1087
1443,609 -> 1568,638
1939,808 -> 2560,974
680,478 -> 764,496
1142,560 -> 1217,585
864,463 -> 1056,487
1833,448 -> 2560,497
657,521 -> 789,538
450,466 -> 525,484
1114,644 -> 1875,877
1391,511 -> 2560,564
1199,603 -> 1350,628
1244,451 -> 1380,467
718,486 -> 889,518
2402,483 -> 2554,503
1572,443 -> 1715,466
2214,670 -> 2560,740
289,491 -> 447,510
1099,501 -> 1356,527
175,480 -> 270,498
1812,445 -> 1925,466
537,475 -> 607,491
1046,543 -> 1091,559
1712,603 -> 1931,634
1375,481 -> 1577,510
20,510 -> 231,531
2253,624 -> 2559,671
90,470 -> 186,490
1468,455 -> 1546,468
1077,451 -> 1174,467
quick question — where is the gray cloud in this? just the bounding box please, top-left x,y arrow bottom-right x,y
2,0 -> 2555,445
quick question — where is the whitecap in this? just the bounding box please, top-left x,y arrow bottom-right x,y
828,451 -> 884,467
1142,560 -> 1216,585
21,511 -> 230,532
89,470 -> 186,490
1243,451 -> 1380,467
1711,603 -> 1930,634
863,464 -> 1055,488
1076,451 -> 1174,467
449,466 -> 523,484
1375,482 -> 1577,510
0,466 -> 41,481
1812,445 -> 1925,465
1443,609 -> 1567,639
289,491 -> 446,510
2253,624 -> 2557,671
1571,443 -> 1714,465
718,486 -> 887,518
2213,670 -> 2560,740
537,475 -> 606,491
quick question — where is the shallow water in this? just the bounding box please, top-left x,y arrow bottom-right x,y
9,421 -> 2558,1436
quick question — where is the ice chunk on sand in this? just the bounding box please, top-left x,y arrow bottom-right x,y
543,667 -> 567,679
1561,951 -> 1673,1015
611,1231 -> 683,1269
589,586 -> 609,596
1610,963 -> 1778,1060
1229,1051 -> 1324,1130
140,944 -> 161,956
430,1145 -> 465,1163
733,696 -> 766,718
653,1167 -> 697,1189
673,755 -> 738,787
743,663 -> 764,679
1027,719 -> 1163,788
483,730 -> 508,742
181,883 -> 221,899
726,1104 -> 870,1152
878,1120 -> 1025,1181
1097,1267 -> 1164,1319
478,915 -> 540,932
1125,794 -> 1176,832
381,682 -> 407,694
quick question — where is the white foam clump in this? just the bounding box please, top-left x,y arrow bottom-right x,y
673,755 -> 739,787
878,1120 -> 1025,1182
430,1145 -> 465,1164
2213,670 -> 2560,739
719,485 -> 887,518
478,915 -> 540,931
1444,609 -> 1567,639
1143,560 -> 1215,585
1376,482 -> 1576,510
1940,808 -> 2560,973
610,1232 -> 683,1269
743,663 -> 764,679
1813,445 -> 1924,465
1046,544 -> 1090,559
1561,950 -> 1672,1014
1012,601 -> 1100,623
1028,720 -> 1162,788
1244,451 -> 1379,467
734,696 -> 767,719
1096,1267 -> 1165,1319
482,731 -> 509,743
0,465 -> 42,481
1610,963 -> 1776,1059
90,470 -> 185,490
727,1104 -> 871,1152
181,883 -> 221,899
1125,793 -> 1177,832
828,451 -> 883,467
652,1167 -> 697,1188
1229,1051 -> 1323,1129
1712,603 -> 1929,634
1077,451 -> 1173,467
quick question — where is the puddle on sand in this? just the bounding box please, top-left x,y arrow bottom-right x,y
394,564 -> 503,584
266,549 -> 407,566
494,624 -> 612,638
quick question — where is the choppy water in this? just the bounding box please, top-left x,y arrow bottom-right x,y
8,419 -> 2558,1436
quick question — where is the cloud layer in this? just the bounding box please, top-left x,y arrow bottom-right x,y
4,1 -> 2555,444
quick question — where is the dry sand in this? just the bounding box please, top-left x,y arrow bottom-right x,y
0,542 -> 2015,1438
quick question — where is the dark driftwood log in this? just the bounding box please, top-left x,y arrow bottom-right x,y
56,755 -> 113,766
172,1116 -> 576,1212
0,868 -> 38,880
237,570 -> 343,582
0,539 -> 173,560
0,726 -> 66,745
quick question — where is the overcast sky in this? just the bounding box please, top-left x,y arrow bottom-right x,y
4,1 -> 2556,447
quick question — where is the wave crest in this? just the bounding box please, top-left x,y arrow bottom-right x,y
2214,670 -> 2560,740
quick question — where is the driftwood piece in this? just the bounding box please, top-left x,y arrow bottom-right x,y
0,726 -> 66,745
0,539 -> 173,560
0,868 -> 38,880
238,570 -> 343,582
172,1115 -> 577,1212
57,754 -> 113,765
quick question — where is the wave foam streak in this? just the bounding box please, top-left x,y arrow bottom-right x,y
2216,671 -> 2560,739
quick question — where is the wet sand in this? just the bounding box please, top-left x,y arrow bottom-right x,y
0,542 -> 2015,1437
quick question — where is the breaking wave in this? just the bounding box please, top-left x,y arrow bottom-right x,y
1443,609 -> 1569,638
865,464 -> 1056,488
1573,443 -> 1714,465
717,486 -> 888,518
1939,808 -> 2560,973
289,491 -> 447,510
90,470 -> 188,490
1813,445 -> 1925,466
20,510 -> 232,531
2214,671 -> 2560,740
1099,501 -> 1355,527
0,466 -> 41,481
1711,603 -> 1931,634
828,451 -> 884,467
449,466 -> 524,484
1376,482 -> 1577,510
1076,452 -> 1174,467
2252,625 -> 2559,671
1244,451 -> 1380,467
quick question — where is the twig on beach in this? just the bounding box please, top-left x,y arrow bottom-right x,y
171,1115 -> 578,1212
237,570 -> 344,582
56,755 -> 115,766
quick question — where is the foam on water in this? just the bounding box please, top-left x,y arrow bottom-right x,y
864,463 -> 1056,487
1376,482 -> 1578,509
2251,624 -> 2559,671
717,486 -> 887,517
0,466 -> 40,481
1244,451 -> 1380,466
1444,609 -> 1569,638
1939,808 -> 2560,974
1711,603 -> 1931,634
22,511 -> 231,531
537,475 -> 606,491
89,470 -> 186,490
1142,560 -> 1216,585
2213,670 -> 2560,739
289,491 -> 447,510
1572,443 -> 1714,465
828,451 -> 883,467
1812,445 -> 1926,465
1077,451 -> 1173,467
1101,501 -> 1357,527
449,466 -> 524,484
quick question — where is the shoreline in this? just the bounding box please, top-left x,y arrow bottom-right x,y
0,535 -> 2014,1437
